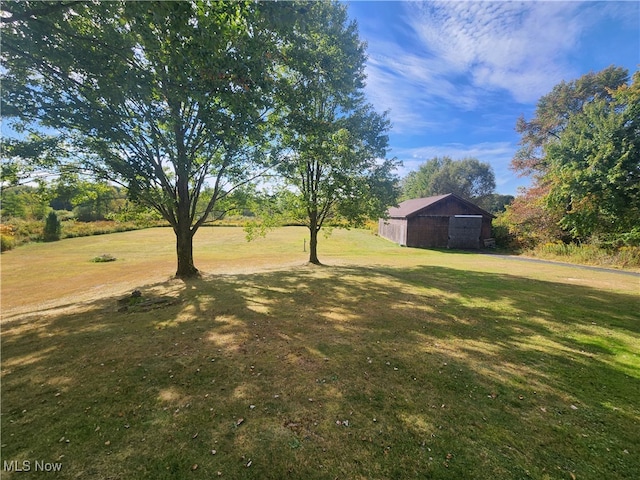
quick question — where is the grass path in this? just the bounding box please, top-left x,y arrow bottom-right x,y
1,227 -> 639,479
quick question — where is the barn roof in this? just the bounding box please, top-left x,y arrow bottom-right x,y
388,193 -> 494,219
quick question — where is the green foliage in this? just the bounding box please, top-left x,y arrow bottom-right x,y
5,217 -> 43,244
71,181 -> 122,222
61,220 -> 154,239
0,234 -> 15,252
513,65 -> 629,176
476,193 -> 514,214
493,186 -> 567,250
0,185 -> 50,220
0,188 -> 27,219
542,75 -> 640,240
1,133 -> 69,188
2,0 -> 306,277
597,227 -> 640,248
511,66 -> 639,248
105,201 -> 162,226
401,156 -> 495,202
273,1 -> 399,263
0,225 -> 16,252
42,211 -> 61,242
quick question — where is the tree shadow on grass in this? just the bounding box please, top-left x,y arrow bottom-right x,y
1,264 -> 639,479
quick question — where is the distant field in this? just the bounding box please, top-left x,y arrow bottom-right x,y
1,227 -> 639,479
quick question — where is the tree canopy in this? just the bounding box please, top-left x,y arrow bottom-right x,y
3,1 -> 315,276
512,66 -> 629,178
264,1 -> 399,264
2,0 -> 400,270
401,156 -> 496,206
507,67 -> 639,246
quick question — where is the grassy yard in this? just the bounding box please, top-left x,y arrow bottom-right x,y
1,227 -> 639,479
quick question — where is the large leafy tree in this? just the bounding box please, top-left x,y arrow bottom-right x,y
273,1 -> 398,265
542,71 -> 640,240
401,156 -> 496,204
513,66 -> 628,178
2,1 -> 294,277
510,66 -> 639,244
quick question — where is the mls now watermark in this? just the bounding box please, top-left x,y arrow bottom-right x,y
3,460 -> 63,473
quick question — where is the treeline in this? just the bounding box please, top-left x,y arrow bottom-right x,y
0,174 -> 262,249
0,177 -> 164,250
495,67 -> 640,266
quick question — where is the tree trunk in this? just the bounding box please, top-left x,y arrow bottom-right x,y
174,149 -> 199,278
308,226 -> 320,265
175,223 -> 199,278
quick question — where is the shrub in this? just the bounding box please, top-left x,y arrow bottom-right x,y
43,211 -> 62,242
1,235 -> 15,251
531,241 -> 640,269
0,225 -> 15,252
491,223 -> 518,250
8,218 -> 43,244
615,246 -> 640,268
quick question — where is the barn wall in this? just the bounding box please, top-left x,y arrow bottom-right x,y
381,196 -> 495,249
421,196 -> 483,216
409,197 -> 494,248
378,218 -> 407,245
481,218 -> 492,241
448,216 -> 482,249
406,216 -> 450,248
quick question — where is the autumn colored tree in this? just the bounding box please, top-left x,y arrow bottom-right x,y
542,71 -> 640,241
513,66 -> 628,178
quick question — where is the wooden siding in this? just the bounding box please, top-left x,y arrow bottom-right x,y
378,218 -> 407,245
406,216 -> 449,248
448,216 -> 482,249
412,195 -> 484,217
379,194 -> 494,250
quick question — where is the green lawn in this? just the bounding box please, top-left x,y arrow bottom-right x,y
1,227 -> 639,479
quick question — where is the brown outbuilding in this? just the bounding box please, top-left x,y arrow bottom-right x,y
378,193 -> 495,249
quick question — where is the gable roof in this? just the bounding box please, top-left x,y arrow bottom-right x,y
388,193 -> 495,219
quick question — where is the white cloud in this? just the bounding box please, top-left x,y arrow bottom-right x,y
364,42 -> 479,134
404,1 -> 590,103
360,0 -> 635,135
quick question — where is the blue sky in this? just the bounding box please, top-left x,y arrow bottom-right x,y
344,1 -> 640,195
